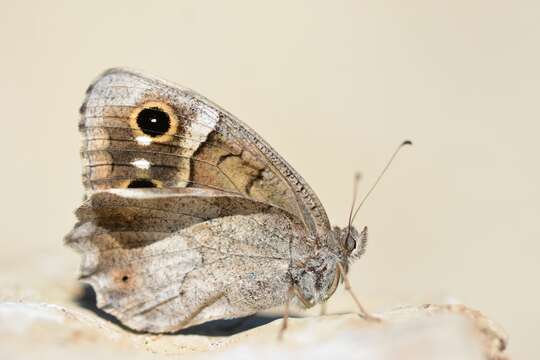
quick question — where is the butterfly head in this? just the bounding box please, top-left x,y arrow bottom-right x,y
333,225 -> 368,262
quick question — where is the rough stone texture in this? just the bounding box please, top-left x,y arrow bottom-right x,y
0,292 -> 509,360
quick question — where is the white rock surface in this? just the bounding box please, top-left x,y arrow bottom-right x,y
0,298 -> 508,360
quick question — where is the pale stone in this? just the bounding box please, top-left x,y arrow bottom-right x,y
0,299 -> 509,360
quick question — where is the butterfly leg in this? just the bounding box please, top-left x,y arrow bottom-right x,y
277,286 -> 295,340
337,263 -> 381,322
319,301 -> 327,315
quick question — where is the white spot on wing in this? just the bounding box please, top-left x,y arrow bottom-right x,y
131,159 -> 151,170
136,136 -> 152,146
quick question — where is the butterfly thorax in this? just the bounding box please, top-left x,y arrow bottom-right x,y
290,225 -> 366,307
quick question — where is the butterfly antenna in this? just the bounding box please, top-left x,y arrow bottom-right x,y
350,140 -> 412,224
347,173 -> 362,229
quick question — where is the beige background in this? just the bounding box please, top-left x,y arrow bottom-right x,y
0,1 -> 537,358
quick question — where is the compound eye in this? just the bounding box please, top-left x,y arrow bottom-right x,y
346,235 -> 356,252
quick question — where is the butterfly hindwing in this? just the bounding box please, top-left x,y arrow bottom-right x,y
65,188 -> 309,332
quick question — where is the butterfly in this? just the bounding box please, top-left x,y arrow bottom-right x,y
65,68 -> 404,334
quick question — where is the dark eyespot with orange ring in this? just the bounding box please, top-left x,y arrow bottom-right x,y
136,107 -> 170,137
129,101 -> 178,143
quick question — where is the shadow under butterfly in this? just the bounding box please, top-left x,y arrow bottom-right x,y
75,285 -> 285,336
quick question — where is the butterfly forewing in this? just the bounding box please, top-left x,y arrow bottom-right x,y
79,69 -> 330,238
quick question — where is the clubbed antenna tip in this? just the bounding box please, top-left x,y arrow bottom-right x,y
350,139 -> 413,224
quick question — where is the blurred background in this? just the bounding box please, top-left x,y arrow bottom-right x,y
0,1 -> 538,358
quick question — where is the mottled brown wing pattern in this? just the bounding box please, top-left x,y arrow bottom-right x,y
65,188 -> 310,332
79,69 -> 330,239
